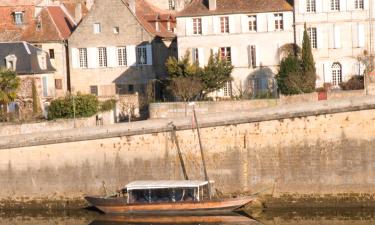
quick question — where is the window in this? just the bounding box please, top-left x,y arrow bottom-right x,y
332,63 -> 342,86
79,48 -> 88,68
155,21 -> 160,32
331,0 -> 340,11
117,47 -> 127,66
98,47 -> 107,67
307,27 -> 317,49
223,81 -> 232,97
219,47 -> 231,63
5,55 -> 17,70
249,45 -> 257,68
90,85 -> 98,96
36,19 -> 42,31
113,26 -> 119,34
193,18 -> 202,35
38,52 -> 47,70
306,0 -> 316,12
55,79 -> 63,90
93,23 -> 101,34
136,46 -> 147,65
49,49 -> 55,59
42,77 -> 48,97
128,84 -> 134,93
220,17 -> 229,33
248,15 -> 257,32
192,48 -> 199,64
14,12 -> 24,25
274,13 -> 284,31
355,0 -> 364,9
167,21 -> 172,31
169,0 -> 175,10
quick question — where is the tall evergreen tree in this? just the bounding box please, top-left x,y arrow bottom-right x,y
0,68 -> 20,115
301,23 -> 317,92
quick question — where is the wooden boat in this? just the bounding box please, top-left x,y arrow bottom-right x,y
85,180 -> 253,215
89,214 -> 259,225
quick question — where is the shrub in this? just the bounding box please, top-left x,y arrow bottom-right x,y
100,99 -> 117,112
339,75 -> 364,90
48,93 -> 99,120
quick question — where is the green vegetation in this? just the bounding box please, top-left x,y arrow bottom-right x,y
99,99 -> 117,112
165,51 -> 233,101
339,75 -> 364,90
0,68 -> 20,121
48,93 -> 99,120
32,78 -> 41,115
277,24 -> 317,95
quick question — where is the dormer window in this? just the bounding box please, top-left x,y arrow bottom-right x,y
36,18 -> 42,31
93,23 -> 101,34
14,12 -> 24,25
5,55 -> 17,71
155,21 -> 160,32
37,51 -> 47,70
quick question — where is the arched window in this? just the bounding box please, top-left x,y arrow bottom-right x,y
332,62 -> 342,86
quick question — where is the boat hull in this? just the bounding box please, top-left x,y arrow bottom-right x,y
85,196 -> 253,215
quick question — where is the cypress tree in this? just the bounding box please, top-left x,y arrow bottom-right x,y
32,78 -> 40,115
301,23 -> 317,92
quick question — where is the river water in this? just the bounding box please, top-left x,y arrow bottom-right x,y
2,208 -> 375,225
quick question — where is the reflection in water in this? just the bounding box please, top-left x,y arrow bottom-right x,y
2,208 -> 375,225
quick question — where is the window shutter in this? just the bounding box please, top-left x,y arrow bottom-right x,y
87,47 -> 97,68
255,45 -> 260,67
299,28 -> 304,47
247,45 -> 251,67
283,12 -> 293,31
257,14 -> 266,32
364,0 -> 369,9
71,48 -> 79,68
146,44 -> 153,65
317,27 -> 324,49
358,24 -> 365,48
229,15 -> 236,33
126,45 -> 136,66
334,25 -> 341,48
241,15 -> 248,33
198,48 -> 204,67
186,18 -> 193,35
231,46 -> 238,67
267,13 -> 274,32
316,0 -> 323,12
202,17 -> 208,34
213,16 -> 219,34
107,46 -> 117,67
299,0 -> 306,14
341,62 -> 347,81
339,0 -> 346,11
323,62 -> 332,83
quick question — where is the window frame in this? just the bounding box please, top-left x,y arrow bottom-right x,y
307,27 -> 317,49
93,23 -> 101,34
354,0 -> 364,9
14,12 -> 24,25
136,46 -> 148,65
274,13 -> 284,31
219,47 -> 232,64
98,47 -> 108,67
220,16 -> 230,33
78,48 -> 88,68
330,0 -> 340,11
306,0 -> 316,12
192,18 -> 202,35
117,46 -> 127,66
248,15 -> 257,32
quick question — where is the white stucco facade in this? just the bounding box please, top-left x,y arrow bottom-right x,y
176,11 -> 294,97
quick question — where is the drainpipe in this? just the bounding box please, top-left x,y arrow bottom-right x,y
293,0 -> 297,56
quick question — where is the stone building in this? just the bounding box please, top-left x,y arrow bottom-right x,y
68,0 -> 177,97
148,0 -> 191,11
294,0 -> 371,88
0,1 -> 83,97
176,0 -> 294,98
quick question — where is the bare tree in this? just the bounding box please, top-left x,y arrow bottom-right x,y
168,76 -> 203,102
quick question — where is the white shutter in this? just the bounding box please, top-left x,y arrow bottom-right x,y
212,47 -> 219,57
267,13 -> 274,32
334,25 -> 341,48
317,27 -> 324,49
255,45 -> 260,67
358,24 -> 365,48
229,15 -> 236,33
299,28 -> 304,47
247,45 -> 251,67
283,12 -> 293,31
202,17 -> 208,34
316,0 -> 323,12
257,14 -> 266,32
339,0 -> 346,11
198,48 -> 204,67
126,45 -> 136,66
71,48 -> 79,68
213,16 -> 219,34
323,62 -> 332,83
299,0 -> 306,14
231,46 -> 238,67
241,15 -> 248,33
186,18 -> 193,35
341,62 -> 347,81
87,47 -> 97,68
107,46 -> 117,67
364,0 -> 369,9
146,44 -> 153,65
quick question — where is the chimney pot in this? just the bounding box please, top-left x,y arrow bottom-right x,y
208,0 -> 216,11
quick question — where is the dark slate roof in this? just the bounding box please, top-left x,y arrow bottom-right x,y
177,0 -> 293,17
0,42 -> 55,75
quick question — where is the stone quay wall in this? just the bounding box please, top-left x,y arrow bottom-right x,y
149,90 -> 365,119
0,96 -> 374,209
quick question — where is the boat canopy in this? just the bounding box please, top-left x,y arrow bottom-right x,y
126,180 -> 209,191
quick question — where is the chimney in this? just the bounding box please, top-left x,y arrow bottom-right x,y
208,0 -> 216,11
128,0 -> 136,14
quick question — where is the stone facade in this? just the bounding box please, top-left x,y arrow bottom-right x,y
294,0 -> 372,88
146,0 -> 191,11
176,1 -> 294,98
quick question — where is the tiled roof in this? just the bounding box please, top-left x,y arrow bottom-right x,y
0,4 -> 76,42
177,0 -> 293,17
135,0 -> 176,39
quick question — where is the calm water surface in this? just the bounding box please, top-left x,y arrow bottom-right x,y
2,208 -> 375,225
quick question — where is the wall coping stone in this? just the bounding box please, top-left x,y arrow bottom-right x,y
1,96 -> 375,150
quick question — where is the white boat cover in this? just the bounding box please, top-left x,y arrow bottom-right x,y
126,180 -> 209,190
